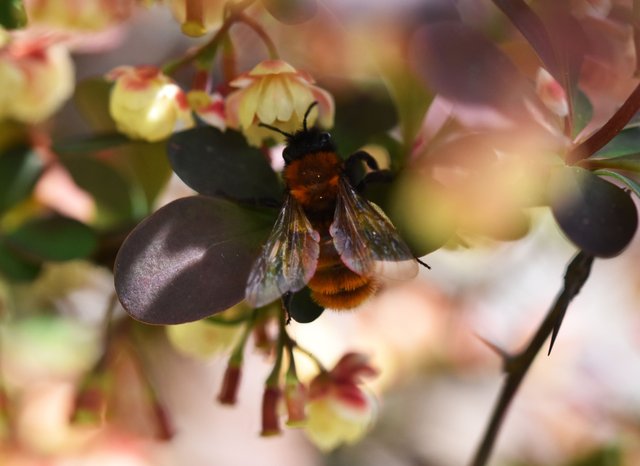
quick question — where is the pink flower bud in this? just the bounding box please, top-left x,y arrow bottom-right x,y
284,380 -> 307,427
217,364 -> 242,405
536,68 -> 569,118
260,386 -> 282,436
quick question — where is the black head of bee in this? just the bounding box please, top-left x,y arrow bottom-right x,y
259,101 -> 336,164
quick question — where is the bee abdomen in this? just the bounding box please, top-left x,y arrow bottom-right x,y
308,262 -> 378,310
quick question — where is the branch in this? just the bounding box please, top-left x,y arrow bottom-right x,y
567,82 -> 640,164
470,251 -> 594,466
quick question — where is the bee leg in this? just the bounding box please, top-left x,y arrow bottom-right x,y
345,150 -> 380,173
281,292 -> 293,324
355,169 -> 394,192
416,257 -> 431,270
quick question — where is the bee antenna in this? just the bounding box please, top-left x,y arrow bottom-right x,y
303,101 -> 319,131
258,122 -> 293,138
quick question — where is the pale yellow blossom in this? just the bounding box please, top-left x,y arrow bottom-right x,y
0,32 -> 74,124
226,59 -> 334,146
106,66 -> 194,142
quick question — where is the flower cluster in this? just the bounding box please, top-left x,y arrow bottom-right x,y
105,59 -> 334,144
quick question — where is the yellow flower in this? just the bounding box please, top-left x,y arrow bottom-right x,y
165,306 -> 245,359
169,0 -> 229,37
226,59 -> 334,146
23,0 -> 135,31
106,66 -> 194,142
304,353 -> 378,451
187,89 -> 226,130
0,32 -> 74,124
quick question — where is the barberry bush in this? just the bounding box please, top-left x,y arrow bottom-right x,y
1,1 -> 640,465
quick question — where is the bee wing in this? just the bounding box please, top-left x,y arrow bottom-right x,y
245,194 -> 320,307
330,177 -> 418,281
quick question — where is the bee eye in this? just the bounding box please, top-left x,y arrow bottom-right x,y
320,132 -> 331,144
283,147 -> 292,163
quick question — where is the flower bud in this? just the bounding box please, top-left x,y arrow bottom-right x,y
260,386 -> 282,437
536,68 -> 569,118
0,33 -> 74,124
304,353 -> 378,451
169,0 -> 230,37
217,363 -> 242,405
284,379 -> 307,427
187,90 -> 225,130
106,66 -> 194,142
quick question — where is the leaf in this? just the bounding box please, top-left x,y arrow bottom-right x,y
593,169 -> 640,199
114,196 -> 275,325
0,236 -> 41,281
0,0 -> 26,29
52,133 -> 130,156
492,1 -> 586,98
593,126 -> 640,159
288,287 -> 324,323
380,65 -> 432,166
0,145 -> 44,216
262,0 -> 317,24
328,80 -> 398,157
61,156 -> 136,228
549,166 -> 638,257
5,216 -> 97,262
112,141 -> 172,213
168,127 -> 282,204
410,21 -> 535,123
73,78 -> 115,131
572,90 -> 593,138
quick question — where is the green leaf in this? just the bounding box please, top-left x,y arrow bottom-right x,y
52,133 -> 130,156
549,166 -> 638,257
593,169 -> 640,199
168,127 -> 282,204
572,89 -> 593,138
0,236 -> 40,282
593,126 -> 640,159
5,216 -> 97,261
61,156 -> 136,229
329,80 -> 398,158
565,444 -> 621,466
73,78 -> 115,132
382,65 -> 432,163
114,196 -> 275,325
116,141 -> 172,213
0,0 -> 26,29
0,145 -> 44,216
586,153 -> 640,173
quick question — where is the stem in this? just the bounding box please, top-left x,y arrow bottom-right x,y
162,0 -> 256,76
287,336 -> 327,373
566,82 -> 640,164
236,13 -> 279,60
265,310 -> 287,387
470,251 -> 594,466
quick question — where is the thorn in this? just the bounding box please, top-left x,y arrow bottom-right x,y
548,307 -> 568,356
475,333 -> 514,372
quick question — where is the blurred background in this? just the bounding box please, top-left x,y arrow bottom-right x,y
1,1 -> 640,465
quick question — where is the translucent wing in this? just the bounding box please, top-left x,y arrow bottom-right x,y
246,194 -> 320,307
330,177 -> 418,281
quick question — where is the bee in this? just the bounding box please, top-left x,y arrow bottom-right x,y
245,102 -> 423,311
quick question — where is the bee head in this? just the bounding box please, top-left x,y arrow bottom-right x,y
258,101 -> 336,164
